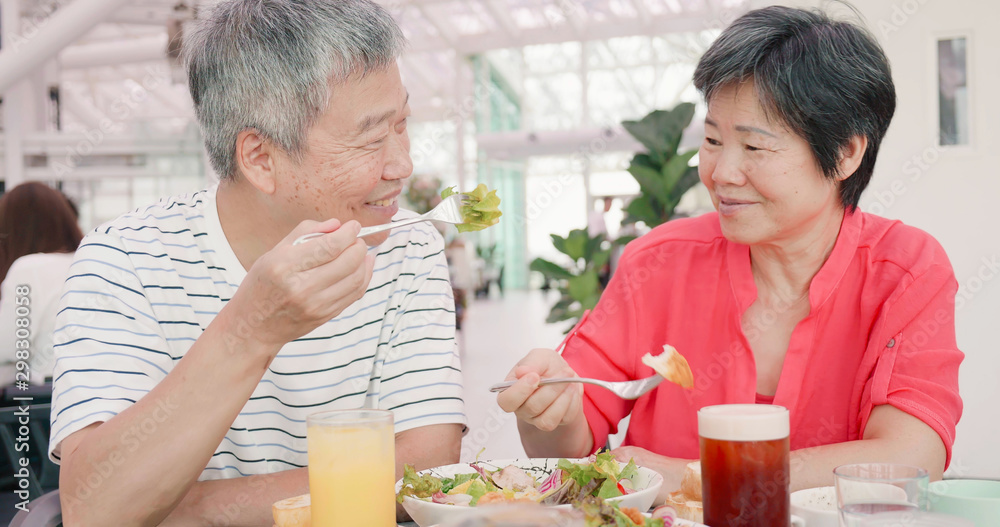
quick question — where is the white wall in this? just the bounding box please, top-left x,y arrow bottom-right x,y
754,0 -> 1000,478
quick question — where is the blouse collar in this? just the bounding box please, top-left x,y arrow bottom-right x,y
727,209 -> 864,311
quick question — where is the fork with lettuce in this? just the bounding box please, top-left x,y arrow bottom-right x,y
441,184 -> 502,232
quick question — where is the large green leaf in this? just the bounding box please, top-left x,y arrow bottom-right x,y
627,162 -> 668,202
567,270 -> 600,303
621,103 -> 696,160
659,169 -> 702,221
584,233 -> 607,261
661,149 -> 698,190
580,292 -> 601,311
664,103 -> 696,158
529,258 -> 574,280
591,248 -> 611,270
545,296 -> 575,324
630,153 -> 659,171
550,233 -> 569,256
669,167 -> 702,203
622,114 -> 668,160
562,229 -> 590,261
623,195 -> 661,226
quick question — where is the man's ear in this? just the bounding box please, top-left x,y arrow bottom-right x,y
836,135 -> 869,181
235,129 -> 278,194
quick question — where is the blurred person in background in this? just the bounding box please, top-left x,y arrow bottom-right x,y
0,182 -> 83,385
587,196 -> 614,239
445,236 -> 478,330
589,197 -> 615,287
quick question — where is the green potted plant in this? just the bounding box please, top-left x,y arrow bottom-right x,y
529,229 -> 611,330
620,102 -> 701,232
531,102 -> 701,329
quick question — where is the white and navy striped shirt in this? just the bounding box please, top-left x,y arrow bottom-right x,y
49,185 -> 465,479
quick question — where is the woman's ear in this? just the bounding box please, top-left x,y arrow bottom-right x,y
836,135 -> 869,181
234,129 -> 278,194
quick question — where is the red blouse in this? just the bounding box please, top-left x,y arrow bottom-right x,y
562,210 -> 963,466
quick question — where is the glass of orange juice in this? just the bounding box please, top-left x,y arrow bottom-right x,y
307,409 -> 395,527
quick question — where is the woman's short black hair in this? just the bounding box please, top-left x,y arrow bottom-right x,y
693,5 -> 895,211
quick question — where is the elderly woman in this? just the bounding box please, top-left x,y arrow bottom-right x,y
51,0 -> 463,524
499,5 -> 962,502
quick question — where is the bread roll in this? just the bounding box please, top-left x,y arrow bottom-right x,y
680,460 -> 702,501
665,491 -> 703,524
272,494 -> 310,527
662,461 -> 703,524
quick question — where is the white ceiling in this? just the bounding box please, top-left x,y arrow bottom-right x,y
15,0 -> 747,132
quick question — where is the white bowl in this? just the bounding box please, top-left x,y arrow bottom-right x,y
395,458 -> 664,527
791,486 -> 838,527
426,513 -> 708,527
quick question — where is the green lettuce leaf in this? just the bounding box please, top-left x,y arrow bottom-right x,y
557,458 -> 603,489
592,452 -> 624,479
441,184 -> 502,232
612,506 -> 665,527
596,476 -> 623,500
440,472 -> 480,494
396,464 -> 443,503
465,479 -> 492,506
573,491 -> 666,527
557,453 -> 645,502
618,459 -> 639,483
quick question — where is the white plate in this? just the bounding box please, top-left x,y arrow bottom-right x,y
791,486 -> 838,527
395,458 -> 665,527
424,513 -> 706,527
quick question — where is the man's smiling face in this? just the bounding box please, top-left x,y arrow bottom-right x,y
273,63 -> 412,246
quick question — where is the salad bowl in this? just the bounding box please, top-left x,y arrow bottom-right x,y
423,506 -> 709,527
395,457 -> 664,527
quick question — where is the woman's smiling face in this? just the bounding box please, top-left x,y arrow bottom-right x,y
698,82 -> 844,247
272,63 -> 412,245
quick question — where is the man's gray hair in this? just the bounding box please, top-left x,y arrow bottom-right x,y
184,0 -> 406,180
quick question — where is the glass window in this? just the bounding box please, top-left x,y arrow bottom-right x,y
938,37 -> 969,146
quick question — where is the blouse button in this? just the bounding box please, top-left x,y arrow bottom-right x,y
887,338 -> 896,348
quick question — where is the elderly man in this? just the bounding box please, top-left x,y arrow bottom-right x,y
49,0 -> 464,523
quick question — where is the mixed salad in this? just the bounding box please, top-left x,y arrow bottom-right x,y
397,453 -> 674,526
442,184 -> 502,232
577,496 -> 678,527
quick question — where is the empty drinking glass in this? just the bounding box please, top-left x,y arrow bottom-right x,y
834,463 -> 929,527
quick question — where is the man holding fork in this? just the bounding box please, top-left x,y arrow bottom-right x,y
49,1 -> 464,524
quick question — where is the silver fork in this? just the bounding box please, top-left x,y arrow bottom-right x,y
488,374 -> 664,400
292,193 -> 472,245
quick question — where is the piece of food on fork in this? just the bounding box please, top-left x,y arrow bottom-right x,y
641,344 -> 694,389
441,183 -> 502,232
